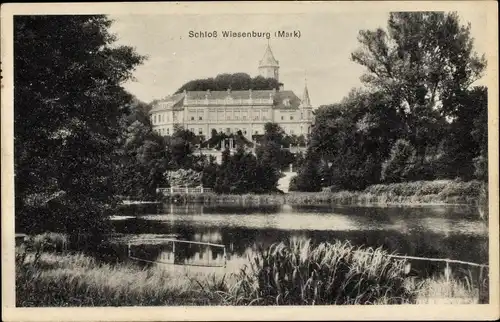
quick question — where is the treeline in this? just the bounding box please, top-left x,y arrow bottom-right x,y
292,12 -> 488,192
175,73 -> 281,93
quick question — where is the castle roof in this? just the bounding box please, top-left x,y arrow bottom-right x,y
186,89 -> 274,100
150,89 -> 302,111
149,93 -> 185,112
259,44 -> 279,67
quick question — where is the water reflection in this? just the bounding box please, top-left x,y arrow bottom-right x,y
111,203 -> 488,277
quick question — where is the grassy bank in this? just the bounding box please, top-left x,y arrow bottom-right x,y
288,180 -> 485,206
16,238 -> 485,306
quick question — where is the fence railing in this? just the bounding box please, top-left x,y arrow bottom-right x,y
156,187 -> 213,195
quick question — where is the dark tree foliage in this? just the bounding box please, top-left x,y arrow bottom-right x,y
303,90 -> 402,190
214,145 -> 278,194
175,73 -> 281,93
294,12 -> 488,191
165,125 -> 198,169
116,104 -> 169,199
439,86 -> 488,179
14,15 -> 145,238
289,150 -> 322,192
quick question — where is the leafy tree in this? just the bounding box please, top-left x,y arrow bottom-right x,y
306,90 -> 401,189
351,12 -> 486,161
14,15 -> 145,240
167,125 -> 197,168
381,139 -> 418,183
201,156 -> 218,188
116,119 -> 169,199
291,151 -> 322,192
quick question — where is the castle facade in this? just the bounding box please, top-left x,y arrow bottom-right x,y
149,44 -> 314,141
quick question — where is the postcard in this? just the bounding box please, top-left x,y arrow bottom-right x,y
1,1 -> 498,321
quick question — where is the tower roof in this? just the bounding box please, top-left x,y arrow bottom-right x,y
301,80 -> 311,107
259,44 -> 279,67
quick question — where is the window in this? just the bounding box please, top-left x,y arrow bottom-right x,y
226,128 -> 231,133
255,130 -> 259,134
191,116 -> 195,121
154,115 -> 157,123
290,116 -> 294,120
167,128 -> 170,135
281,116 -> 284,121
199,128 -> 203,135
199,116 -> 203,121
243,129 -> 247,135
301,113 -> 304,119
290,129 -> 294,135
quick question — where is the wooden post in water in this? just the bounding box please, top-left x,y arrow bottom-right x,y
445,261 -> 450,283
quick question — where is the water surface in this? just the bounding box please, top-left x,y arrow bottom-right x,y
110,203 -> 488,277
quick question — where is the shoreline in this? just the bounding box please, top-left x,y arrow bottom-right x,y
139,180 -> 486,207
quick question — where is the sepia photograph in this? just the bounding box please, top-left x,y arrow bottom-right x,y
1,1 -> 498,321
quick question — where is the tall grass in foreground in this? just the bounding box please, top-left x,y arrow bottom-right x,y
16,239 -> 483,306
16,250 -> 226,306
221,240 -> 417,305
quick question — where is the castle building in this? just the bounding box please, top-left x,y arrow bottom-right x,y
149,44 -> 314,141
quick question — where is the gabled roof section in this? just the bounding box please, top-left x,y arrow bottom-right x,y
259,44 -> 279,67
149,93 -> 185,113
273,90 -> 301,109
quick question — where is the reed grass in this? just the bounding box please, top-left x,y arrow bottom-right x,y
220,240 -> 417,305
16,238 -> 483,306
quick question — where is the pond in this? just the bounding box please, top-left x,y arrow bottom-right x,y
109,203 -> 488,278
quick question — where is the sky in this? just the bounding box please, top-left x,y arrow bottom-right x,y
109,10 -> 489,107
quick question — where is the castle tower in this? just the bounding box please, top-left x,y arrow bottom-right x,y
301,79 -> 311,107
258,43 -> 279,81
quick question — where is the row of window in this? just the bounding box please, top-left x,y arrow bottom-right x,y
155,127 -> 171,135
153,110 -> 312,124
154,126 -> 309,137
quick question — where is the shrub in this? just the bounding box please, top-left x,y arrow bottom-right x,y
227,240 -> 417,305
381,140 -> 418,183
